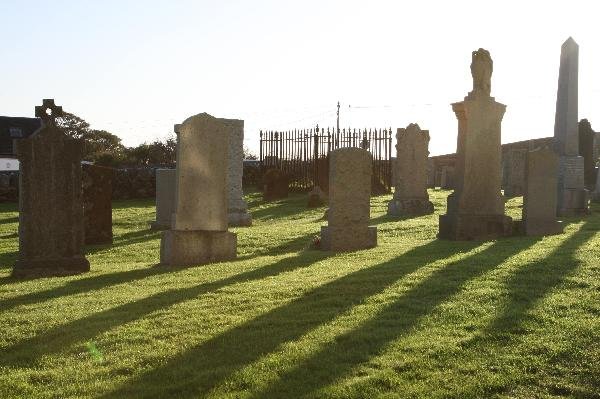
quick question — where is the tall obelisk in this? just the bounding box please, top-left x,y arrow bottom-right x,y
554,37 -> 589,216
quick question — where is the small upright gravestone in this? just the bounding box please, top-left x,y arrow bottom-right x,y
150,168 -> 176,230
521,147 -> 564,236
578,119 -> 597,187
263,168 -> 289,201
82,163 -> 114,244
387,123 -> 434,217
13,99 -> 90,277
503,149 -> 527,197
440,166 -> 455,189
224,118 -> 252,227
439,49 -> 513,240
160,113 -> 236,267
321,148 -> 377,251
554,38 -> 589,216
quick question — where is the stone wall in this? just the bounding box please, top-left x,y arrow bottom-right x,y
1,162 -> 260,203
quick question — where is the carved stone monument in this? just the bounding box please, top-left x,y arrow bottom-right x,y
502,149 -> 527,197
150,168 -> 176,230
82,163 -> 114,244
13,99 -> 90,277
522,147 -> 564,236
440,166 -> 455,189
224,118 -> 252,226
387,124 -> 434,217
321,148 -> 377,251
554,38 -> 589,216
160,113 -> 237,267
439,49 -> 513,240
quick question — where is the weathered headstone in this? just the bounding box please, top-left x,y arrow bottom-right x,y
427,158 -> 436,188
13,99 -> 90,277
263,168 -> 289,201
592,169 -> 600,202
321,148 -> 376,251
578,119 -> 597,186
160,113 -> 236,267
387,124 -> 434,216
439,49 -> 513,240
502,148 -> 527,197
224,118 -> 252,226
82,163 -> 114,244
440,166 -> 455,189
554,38 -> 590,216
150,168 -> 176,230
521,147 -> 563,236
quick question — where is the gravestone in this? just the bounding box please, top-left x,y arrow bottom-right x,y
503,149 -> 527,197
321,148 -> 377,251
554,38 -> 590,216
223,118 -> 252,226
522,147 -> 563,236
578,119 -> 597,186
263,168 -> 289,201
82,163 -> 114,244
439,49 -> 513,240
440,166 -> 455,189
160,113 -> 237,267
13,99 -> 90,277
387,124 -> 434,216
427,158 -> 435,188
592,170 -> 600,202
150,168 -> 176,230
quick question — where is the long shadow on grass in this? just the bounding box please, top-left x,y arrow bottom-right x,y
0,250 -> 328,367
96,239 -> 484,398
85,228 -> 161,255
0,228 -> 319,308
471,219 -> 597,345
249,237 -> 542,399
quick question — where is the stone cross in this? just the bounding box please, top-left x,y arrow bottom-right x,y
13,99 -> 89,277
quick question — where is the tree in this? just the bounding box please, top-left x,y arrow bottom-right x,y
243,145 -> 257,160
56,112 -> 90,140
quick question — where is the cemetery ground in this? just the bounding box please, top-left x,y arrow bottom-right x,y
0,191 -> 599,399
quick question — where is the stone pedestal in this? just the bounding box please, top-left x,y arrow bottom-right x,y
522,147 -> 564,236
320,148 -> 377,251
13,99 -> 90,277
224,118 -> 252,227
438,49 -> 513,240
160,230 -> 236,267
82,164 -> 114,244
557,156 -> 589,216
160,113 -> 237,267
150,169 -> 176,230
387,124 -> 434,217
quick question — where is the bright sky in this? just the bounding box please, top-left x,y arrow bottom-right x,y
1,0 -> 599,156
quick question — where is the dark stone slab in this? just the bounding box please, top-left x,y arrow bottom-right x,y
82,164 -> 114,245
12,99 -> 89,278
263,168 -> 289,201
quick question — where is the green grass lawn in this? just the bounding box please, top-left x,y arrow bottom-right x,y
0,190 -> 599,399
